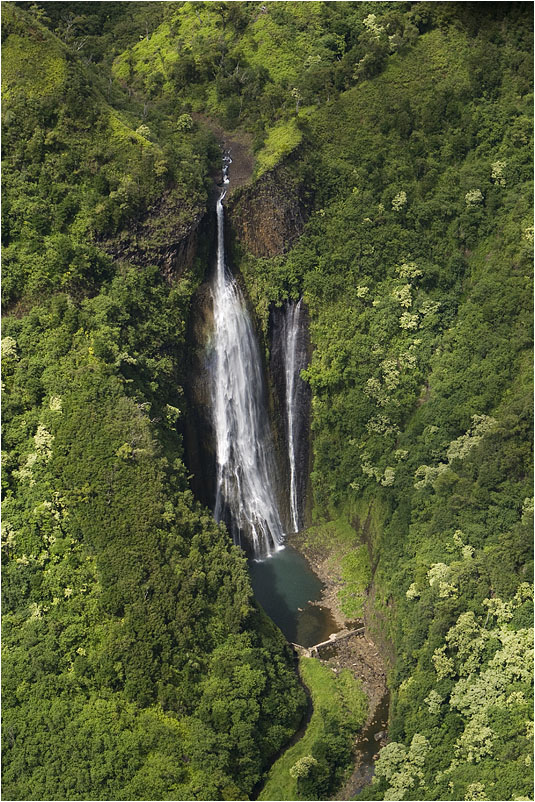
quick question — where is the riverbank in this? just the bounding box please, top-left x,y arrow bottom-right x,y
290,525 -> 390,799
291,525 -> 388,705
259,657 -> 367,801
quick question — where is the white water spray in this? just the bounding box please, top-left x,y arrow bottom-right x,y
282,299 -> 307,533
211,156 -> 284,558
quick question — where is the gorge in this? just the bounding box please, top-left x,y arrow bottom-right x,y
207,154 -> 337,650
210,168 -> 284,558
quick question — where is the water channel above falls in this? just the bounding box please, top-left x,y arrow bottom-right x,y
248,544 -> 337,647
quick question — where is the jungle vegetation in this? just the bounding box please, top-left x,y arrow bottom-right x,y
2,2 -> 533,801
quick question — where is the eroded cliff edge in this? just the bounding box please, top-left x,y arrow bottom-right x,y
98,192 -> 212,282
183,151 -> 312,518
226,162 -> 309,258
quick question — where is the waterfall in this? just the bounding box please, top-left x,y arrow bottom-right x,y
281,299 -> 308,533
210,157 -> 284,558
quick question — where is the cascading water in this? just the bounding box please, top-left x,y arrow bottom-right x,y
281,298 -> 308,533
207,155 -> 334,647
268,298 -> 311,534
211,155 -> 284,558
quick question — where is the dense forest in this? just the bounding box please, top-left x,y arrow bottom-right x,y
2,2 -> 533,801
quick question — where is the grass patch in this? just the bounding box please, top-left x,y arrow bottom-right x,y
299,517 -> 371,618
338,547 -> 372,618
255,119 -> 302,178
300,516 -> 356,550
259,657 -> 367,801
2,28 -> 67,103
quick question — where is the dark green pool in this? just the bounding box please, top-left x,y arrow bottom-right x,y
248,544 -> 337,647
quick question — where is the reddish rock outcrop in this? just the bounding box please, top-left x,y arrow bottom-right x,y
226,165 -> 309,258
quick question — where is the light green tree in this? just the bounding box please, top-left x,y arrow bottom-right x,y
289,755 -> 318,779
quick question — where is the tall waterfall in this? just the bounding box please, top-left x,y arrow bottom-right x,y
281,299 -> 308,533
211,159 -> 284,558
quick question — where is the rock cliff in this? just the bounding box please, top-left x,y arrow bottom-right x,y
98,190 -> 212,282
226,164 -> 309,258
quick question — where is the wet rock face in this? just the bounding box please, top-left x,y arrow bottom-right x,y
227,166 -> 308,258
269,300 -> 312,532
183,279 -> 217,510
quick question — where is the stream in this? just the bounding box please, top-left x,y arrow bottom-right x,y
346,692 -> 390,800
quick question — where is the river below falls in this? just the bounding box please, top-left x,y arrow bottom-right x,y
249,544 -> 390,798
248,544 -> 338,647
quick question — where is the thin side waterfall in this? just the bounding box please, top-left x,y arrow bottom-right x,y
282,299 -> 306,532
211,157 -> 284,558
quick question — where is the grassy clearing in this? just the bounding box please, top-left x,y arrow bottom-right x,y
255,119 -> 303,178
259,657 -> 367,801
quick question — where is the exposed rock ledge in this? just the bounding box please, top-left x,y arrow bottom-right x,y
227,164 -> 309,258
194,114 -> 310,259
97,191 -> 210,282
